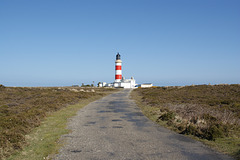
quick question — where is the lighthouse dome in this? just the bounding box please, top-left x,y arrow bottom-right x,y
116,53 -> 121,60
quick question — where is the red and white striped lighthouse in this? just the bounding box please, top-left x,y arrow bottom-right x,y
115,53 -> 122,82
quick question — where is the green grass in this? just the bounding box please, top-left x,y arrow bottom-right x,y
203,137 -> 240,160
7,95 -> 105,160
131,85 -> 240,159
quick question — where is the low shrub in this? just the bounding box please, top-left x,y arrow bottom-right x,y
201,113 -> 217,123
181,124 -> 225,141
207,125 -> 224,140
181,125 -> 199,136
158,111 -> 175,121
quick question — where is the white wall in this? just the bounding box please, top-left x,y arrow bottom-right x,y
141,84 -> 153,88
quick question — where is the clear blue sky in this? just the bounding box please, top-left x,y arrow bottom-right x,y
0,0 -> 239,86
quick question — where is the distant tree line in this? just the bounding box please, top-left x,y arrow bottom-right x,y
81,83 -> 94,87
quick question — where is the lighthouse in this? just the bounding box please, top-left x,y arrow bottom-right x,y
113,53 -> 137,88
98,53 -> 137,88
115,53 -> 122,82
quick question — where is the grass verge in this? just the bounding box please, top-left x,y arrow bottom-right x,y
7,95 -> 104,160
131,85 -> 240,159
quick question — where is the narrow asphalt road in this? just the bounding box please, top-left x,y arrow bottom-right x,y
54,89 -> 233,160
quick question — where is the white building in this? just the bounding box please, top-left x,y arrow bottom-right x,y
113,77 -> 136,88
140,83 -> 153,88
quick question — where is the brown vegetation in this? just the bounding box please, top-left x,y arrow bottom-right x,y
132,84 -> 240,158
0,86 -> 115,159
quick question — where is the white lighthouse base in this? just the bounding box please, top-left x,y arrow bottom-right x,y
98,77 -> 137,89
113,77 -> 136,88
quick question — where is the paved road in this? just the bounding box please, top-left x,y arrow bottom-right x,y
54,89 -> 233,160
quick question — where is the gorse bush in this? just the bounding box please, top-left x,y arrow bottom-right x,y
158,111 -> 175,121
